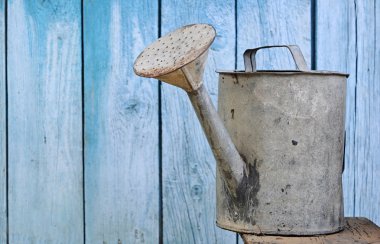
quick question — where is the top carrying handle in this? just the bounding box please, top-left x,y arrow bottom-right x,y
243,45 -> 309,72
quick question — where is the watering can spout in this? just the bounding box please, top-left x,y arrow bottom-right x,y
133,24 -> 247,196
186,84 -> 247,194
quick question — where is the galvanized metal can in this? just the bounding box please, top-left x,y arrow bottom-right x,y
216,45 -> 348,235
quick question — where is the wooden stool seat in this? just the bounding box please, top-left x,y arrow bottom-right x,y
240,218 -> 380,243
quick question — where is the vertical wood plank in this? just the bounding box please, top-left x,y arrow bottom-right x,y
317,0 -> 380,225
237,0 -> 311,70
315,0 -> 357,218
354,0 -> 380,225
84,0 -> 159,243
236,1 -> 311,242
7,0 -> 83,243
374,0 -> 380,225
161,1 -> 237,243
0,0 -> 5,243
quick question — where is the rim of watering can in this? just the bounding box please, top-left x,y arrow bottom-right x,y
216,69 -> 349,77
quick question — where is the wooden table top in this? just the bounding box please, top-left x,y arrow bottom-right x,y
240,217 -> 380,244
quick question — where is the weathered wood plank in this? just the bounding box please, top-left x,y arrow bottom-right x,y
0,1 -> 5,243
83,0 -> 159,243
374,0 -> 380,226
315,0 -> 357,218
354,0 -> 380,225
241,217 -> 380,244
237,0 -> 311,71
317,0 -> 380,225
7,0 -> 83,243
161,0 -> 237,243
236,1 -> 311,242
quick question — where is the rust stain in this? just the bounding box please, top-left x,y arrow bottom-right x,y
225,157 -> 261,225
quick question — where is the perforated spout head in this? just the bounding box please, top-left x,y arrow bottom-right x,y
133,24 -> 216,92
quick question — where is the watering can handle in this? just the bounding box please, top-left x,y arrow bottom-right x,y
243,45 -> 309,72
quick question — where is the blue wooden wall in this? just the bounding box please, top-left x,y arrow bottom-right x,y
0,0 -> 379,243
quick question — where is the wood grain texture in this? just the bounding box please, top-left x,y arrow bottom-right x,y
0,1 -> 5,243
161,0 -> 237,243
241,217 -> 380,244
354,0 -> 380,225
7,0 -> 83,243
236,1 -> 311,242
0,0 -> 378,242
316,0 -> 380,225
84,0 -> 159,243
237,0 -> 311,71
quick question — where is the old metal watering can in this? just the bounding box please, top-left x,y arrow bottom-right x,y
133,24 -> 348,235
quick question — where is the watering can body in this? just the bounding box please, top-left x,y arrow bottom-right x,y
133,25 -> 348,236
215,46 -> 347,235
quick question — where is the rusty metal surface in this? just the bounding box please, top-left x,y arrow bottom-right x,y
240,218 -> 380,244
214,45 -> 347,235
135,25 -> 348,236
217,71 -> 346,235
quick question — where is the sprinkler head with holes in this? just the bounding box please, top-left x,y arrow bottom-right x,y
134,24 -> 215,92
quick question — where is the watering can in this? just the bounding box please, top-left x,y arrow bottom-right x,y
133,24 -> 348,235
